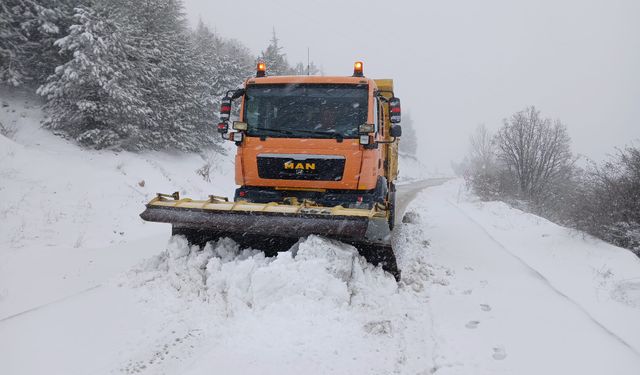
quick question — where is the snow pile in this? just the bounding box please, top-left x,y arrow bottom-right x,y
132,235 -> 398,311
120,228 -> 437,375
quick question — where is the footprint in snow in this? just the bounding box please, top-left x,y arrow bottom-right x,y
465,320 -> 480,329
480,304 -> 492,312
492,346 -> 507,360
364,320 -> 392,336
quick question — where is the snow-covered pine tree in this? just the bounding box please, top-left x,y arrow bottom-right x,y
107,0 -> 219,151
292,61 -> 320,76
0,1 -> 27,85
188,21 -> 222,133
37,0 -> 255,151
258,29 -> 293,76
0,0 -> 77,86
37,5 -> 149,149
190,21 -> 253,125
216,37 -> 254,95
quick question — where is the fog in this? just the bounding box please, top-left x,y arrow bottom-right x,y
184,0 -> 640,171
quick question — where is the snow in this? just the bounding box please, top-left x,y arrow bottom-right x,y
416,182 -> 640,374
2,89 -> 640,374
0,88 -> 236,319
397,152 -> 441,183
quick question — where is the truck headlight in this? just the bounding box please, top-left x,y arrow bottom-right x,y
359,124 -> 374,134
359,135 -> 370,145
233,121 -> 248,131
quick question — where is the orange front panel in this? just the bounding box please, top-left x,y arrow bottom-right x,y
234,76 -> 382,191
235,137 -> 378,191
358,149 -> 380,190
234,153 -> 244,185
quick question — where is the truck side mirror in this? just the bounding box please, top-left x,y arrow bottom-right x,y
219,98 -> 232,121
389,97 -> 401,123
390,124 -> 402,138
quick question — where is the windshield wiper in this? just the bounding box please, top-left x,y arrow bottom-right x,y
250,127 -> 296,136
250,126 -> 348,139
293,128 -> 344,138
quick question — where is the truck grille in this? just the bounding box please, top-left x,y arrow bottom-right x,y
257,154 -> 345,181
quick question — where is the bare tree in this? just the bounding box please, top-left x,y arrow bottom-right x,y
591,146 -> 640,252
496,106 -> 573,202
464,124 -> 503,198
469,124 -> 494,170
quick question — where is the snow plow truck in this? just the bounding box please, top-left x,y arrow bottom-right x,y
140,62 -> 404,279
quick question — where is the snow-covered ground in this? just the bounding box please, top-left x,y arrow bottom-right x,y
2,89 -> 640,374
0,88 -> 236,319
397,152 -> 445,183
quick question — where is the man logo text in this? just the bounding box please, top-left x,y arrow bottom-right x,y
284,162 -> 316,170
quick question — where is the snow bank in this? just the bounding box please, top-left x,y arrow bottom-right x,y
0,88 -> 236,318
448,180 -> 640,352
119,225 -> 435,375
131,235 -> 398,311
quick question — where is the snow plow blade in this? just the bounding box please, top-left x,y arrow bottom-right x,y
140,193 -> 399,279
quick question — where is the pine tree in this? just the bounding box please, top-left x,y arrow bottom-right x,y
37,5 -> 148,149
192,22 -> 247,98
0,1 -> 26,85
217,37 -> 253,93
35,0 -> 255,151
0,0 -> 77,86
100,0 -> 215,150
258,29 -> 292,76
293,61 -> 320,76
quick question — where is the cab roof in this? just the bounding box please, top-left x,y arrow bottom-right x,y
246,75 -> 376,87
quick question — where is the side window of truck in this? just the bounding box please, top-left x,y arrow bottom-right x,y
373,98 -> 379,134
378,99 -> 384,136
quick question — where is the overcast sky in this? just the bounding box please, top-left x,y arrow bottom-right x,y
184,0 -> 639,171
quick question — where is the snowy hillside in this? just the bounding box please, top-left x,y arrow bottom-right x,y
0,89 -> 236,319
1,91 -> 640,374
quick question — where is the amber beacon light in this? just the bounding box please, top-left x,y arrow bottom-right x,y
353,61 -> 364,77
256,62 -> 266,77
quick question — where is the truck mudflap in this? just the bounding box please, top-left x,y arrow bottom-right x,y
140,193 -> 399,279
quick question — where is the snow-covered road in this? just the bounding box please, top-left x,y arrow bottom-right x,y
418,187 -> 640,374
2,179 -> 640,375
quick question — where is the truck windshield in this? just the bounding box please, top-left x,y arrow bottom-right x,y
243,84 -> 368,139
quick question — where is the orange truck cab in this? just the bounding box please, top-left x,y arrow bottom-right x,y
217,62 -> 403,228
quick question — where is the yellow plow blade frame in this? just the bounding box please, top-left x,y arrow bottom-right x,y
140,195 -> 392,246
